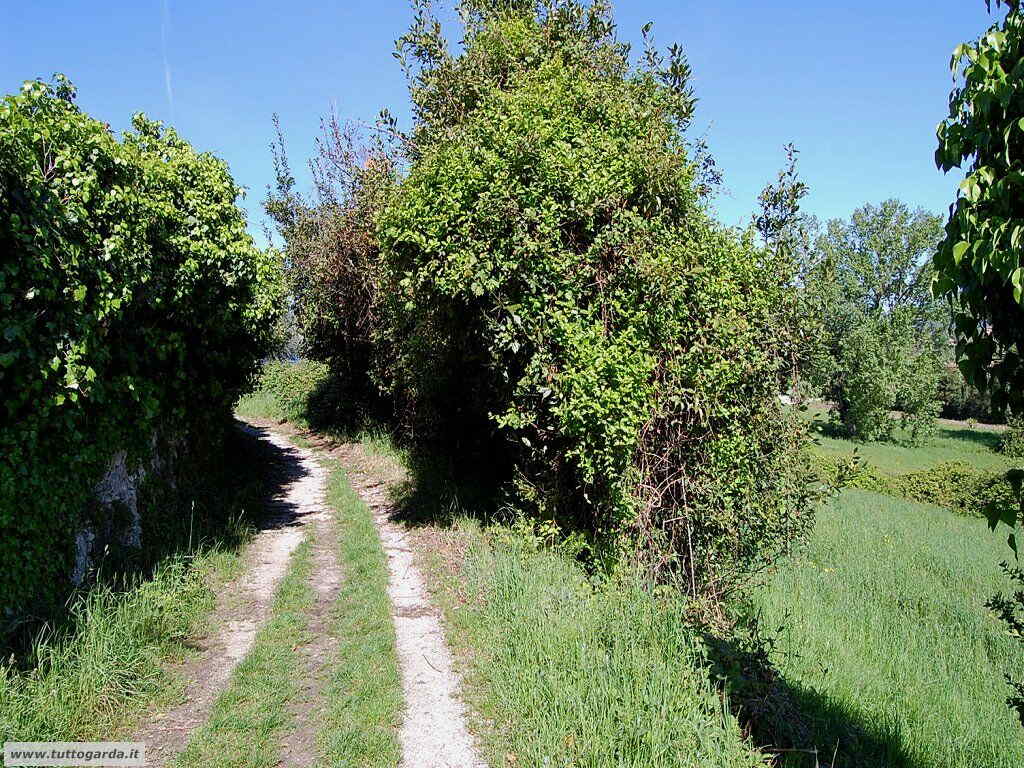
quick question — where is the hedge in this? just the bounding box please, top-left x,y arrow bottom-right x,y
0,77 -> 282,624
809,452 -> 1021,520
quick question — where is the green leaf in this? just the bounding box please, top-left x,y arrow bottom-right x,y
953,241 -> 970,264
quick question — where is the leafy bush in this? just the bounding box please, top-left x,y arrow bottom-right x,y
809,452 -> 1019,518
831,314 -> 942,444
253,361 -> 330,423
0,77 -> 282,621
837,322 -> 903,442
378,2 -> 814,598
239,360 -> 355,429
898,352 -> 942,441
1001,415 -> 1024,459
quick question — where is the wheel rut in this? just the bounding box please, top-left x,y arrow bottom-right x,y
131,425 -> 329,767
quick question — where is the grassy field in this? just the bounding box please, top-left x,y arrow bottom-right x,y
753,489 -> 1023,768
419,520 -> 767,768
812,423 -> 1011,473
804,403 -> 1011,474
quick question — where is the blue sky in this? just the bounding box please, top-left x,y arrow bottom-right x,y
1,1 -> 1000,246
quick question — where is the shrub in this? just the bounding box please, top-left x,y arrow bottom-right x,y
801,200 -> 947,441
0,77 -> 282,622
378,2 -> 814,598
831,314 -> 942,444
837,322 -> 901,441
255,361 -> 330,423
240,360 -> 354,429
1002,415 -> 1024,459
809,452 -> 1019,518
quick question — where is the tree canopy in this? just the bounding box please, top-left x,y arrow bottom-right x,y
375,0 -> 814,597
802,201 -> 947,441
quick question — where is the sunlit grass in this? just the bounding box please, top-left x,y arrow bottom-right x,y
811,423 -> 1010,473
421,519 -> 766,768
802,402 -> 1010,474
0,546 -> 244,741
754,489 -> 1023,768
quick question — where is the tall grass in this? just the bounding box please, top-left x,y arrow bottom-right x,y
423,520 -> 766,768
754,489 -> 1024,767
0,547 -> 241,741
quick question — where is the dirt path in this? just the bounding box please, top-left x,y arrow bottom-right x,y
132,425 -> 330,767
279,510 -> 343,768
253,420 -> 486,768
136,419 -> 483,768
350,474 -> 486,768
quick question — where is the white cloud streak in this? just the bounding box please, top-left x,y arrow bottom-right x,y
161,0 -> 174,118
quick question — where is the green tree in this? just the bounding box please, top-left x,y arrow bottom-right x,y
378,0 -> 815,599
263,113 -> 395,414
804,201 -> 947,441
934,0 -> 1024,414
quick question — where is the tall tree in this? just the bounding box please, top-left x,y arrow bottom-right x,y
820,201 -> 946,323
377,0 -> 815,598
804,201 -> 948,441
934,0 -> 1024,415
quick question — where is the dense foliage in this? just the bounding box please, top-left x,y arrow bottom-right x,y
934,0 -> 1024,415
935,1 -> 1024,726
0,77 -> 282,621
241,359 -> 353,429
1002,414 -> 1024,458
801,201 -> 947,442
811,453 -> 1018,518
376,0 -> 814,598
